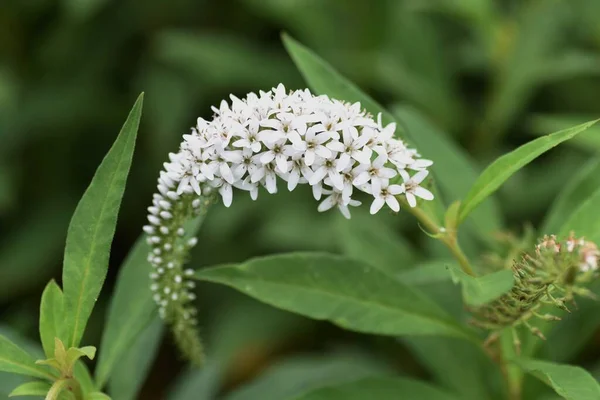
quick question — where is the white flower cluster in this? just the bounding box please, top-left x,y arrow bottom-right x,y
159,84 -> 433,218
537,234 -> 599,272
144,85 -> 435,326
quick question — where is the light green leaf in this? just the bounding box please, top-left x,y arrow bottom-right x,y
292,377 -> 459,400
195,253 -> 477,341
39,281 -> 64,359
107,318 -> 163,400
558,186 -> 600,243
447,265 -> 514,306
459,120 -> 599,223
9,381 -> 51,397
335,211 -> 417,275
96,215 -> 204,388
0,335 -> 55,380
529,114 -> 600,153
516,359 -> 600,400
65,347 -> 96,368
224,352 -> 393,400
62,94 -> 143,349
75,361 -> 96,396
396,260 -> 456,285
393,106 -> 502,235
542,158 -> 600,234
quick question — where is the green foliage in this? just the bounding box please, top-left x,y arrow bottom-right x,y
447,265 -> 514,306
8,380 -> 52,397
0,335 -> 56,381
62,95 -> 143,349
195,253 -> 476,341
39,281 -> 65,359
517,359 -> 600,400
459,120 -> 599,223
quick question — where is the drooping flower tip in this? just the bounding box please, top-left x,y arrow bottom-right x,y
159,84 -> 433,219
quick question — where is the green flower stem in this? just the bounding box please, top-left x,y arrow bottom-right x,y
402,200 -> 476,277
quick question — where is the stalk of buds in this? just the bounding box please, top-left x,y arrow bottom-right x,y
472,233 -> 599,353
143,84 -> 435,364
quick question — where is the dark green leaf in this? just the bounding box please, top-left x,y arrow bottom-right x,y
517,359 -> 600,400
0,335 -> 55,381
62,94 -> 143,348
195,253 -> 477,341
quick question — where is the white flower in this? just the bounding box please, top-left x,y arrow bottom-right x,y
318,190 -> 361,219
399,170 -> 434,208
370,179 -> 404,214
353,154 -> 397,186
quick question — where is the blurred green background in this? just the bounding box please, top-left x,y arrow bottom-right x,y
2,0 -> 600,398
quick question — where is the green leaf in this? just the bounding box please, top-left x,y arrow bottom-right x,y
558,186 -> 600,243
195,253 -> 477,341
0,335 -> 55,380
65,347 -> 96,367
292,377 -> 459,400
396,260 -> 456,285
39,281 -> 64,359
392,106 -> 502,235
9,381 -> 51,397
459,120 -> 599,223
62,94 -> 143,349
96,215 -> 204,388
516,359 -> 600,400
529,114 -> 600,153
224,352 -> 393,400
447,265 -> 514,306
335,211 -> 417,275
107,318 -> 163,400
94,239 -> 155,389
542,157 -> 600,234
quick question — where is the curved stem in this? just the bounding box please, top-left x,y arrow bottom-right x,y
403,201 -> 476,276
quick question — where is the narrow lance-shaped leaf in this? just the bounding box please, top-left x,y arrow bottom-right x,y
8,381 -> 52,397
62,94 -> 143,348
195,253 -> 478,342
39,280 -> 64,358
516,358 -> 600,400
458,120 -> 599,224
0,335 -> 56,380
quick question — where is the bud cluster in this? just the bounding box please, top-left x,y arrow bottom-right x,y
472,233 -> 599,351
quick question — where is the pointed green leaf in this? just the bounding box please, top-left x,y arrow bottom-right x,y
195,253 -> 477,342
62,94 -> 143,348
516,359 -> 600,400
66,346 -> 96,368
447,265 -> 514,306
107,318 -> 163,400
74,361 -> 96,396
543,158 -> 600,234
0,335 -> 55,380
9,381 -> 52,397
459,120 -> 599,223
559,186 -> 600,243
293,377 -> 459,400
39,280 -> 64,358
96,215 -> 204,388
